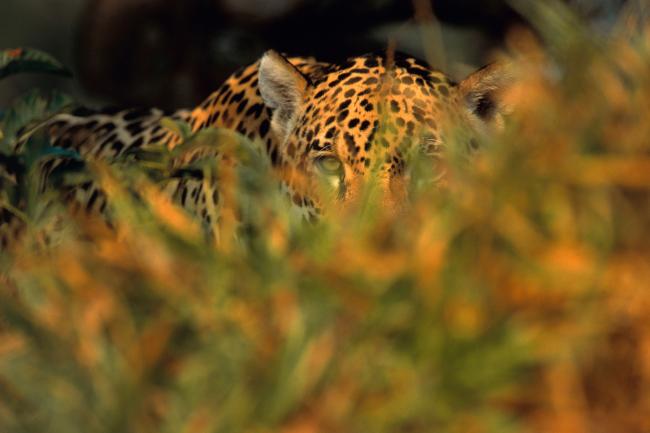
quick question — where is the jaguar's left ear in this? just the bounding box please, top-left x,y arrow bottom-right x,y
258,50 -> 311,142
458,62 -> 515,130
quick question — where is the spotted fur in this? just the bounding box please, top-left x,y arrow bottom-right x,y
1,50 -> 511,246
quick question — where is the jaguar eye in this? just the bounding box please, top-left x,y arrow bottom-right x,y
408,149 -> 446,188
315,155 -> 343,175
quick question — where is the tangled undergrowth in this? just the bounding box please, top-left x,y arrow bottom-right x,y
1,2 -> 650,432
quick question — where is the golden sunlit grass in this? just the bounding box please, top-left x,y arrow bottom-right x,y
1,2 -> 650,433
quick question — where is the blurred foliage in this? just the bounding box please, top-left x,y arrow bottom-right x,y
1,1 -> 650,433
0,90 -> 73,152
0,48 -> 74,151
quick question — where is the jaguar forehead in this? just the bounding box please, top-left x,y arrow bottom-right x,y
289,52 -> 456,176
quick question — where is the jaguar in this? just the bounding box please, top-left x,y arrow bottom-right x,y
1,49 -> 512,247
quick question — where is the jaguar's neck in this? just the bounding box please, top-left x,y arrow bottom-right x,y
181,61 -> 277,164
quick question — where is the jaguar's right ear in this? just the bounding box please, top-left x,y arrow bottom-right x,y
258,50 -> 311,142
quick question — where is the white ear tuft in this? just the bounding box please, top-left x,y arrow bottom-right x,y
258,50 -> 310,141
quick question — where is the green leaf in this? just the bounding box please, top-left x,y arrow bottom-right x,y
18,129 -> 78,172
0,89 -> 74,153
0,47 -> 72,80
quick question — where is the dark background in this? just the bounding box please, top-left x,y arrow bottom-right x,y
0,0 -> 627,110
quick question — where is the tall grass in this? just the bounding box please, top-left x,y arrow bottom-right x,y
1,3 -> 650,432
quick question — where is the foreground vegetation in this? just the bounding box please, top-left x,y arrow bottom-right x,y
1,2 -> 650,432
